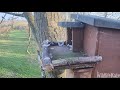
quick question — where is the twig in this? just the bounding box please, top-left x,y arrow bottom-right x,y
0,13 -> 6,24
27,24 -> 31,54
2,12 -> 24,17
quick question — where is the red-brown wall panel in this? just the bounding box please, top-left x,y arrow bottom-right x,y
72,28 -> 84,52
83,24 -> 99,56
93,28 -> 120,78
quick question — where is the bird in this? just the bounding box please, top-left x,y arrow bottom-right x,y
67,44 -> 73,50
42,40 -> 50,47
58,42 -> 64,46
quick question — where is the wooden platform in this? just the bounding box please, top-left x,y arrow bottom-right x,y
39,42 -> 102,78
48,46 -> 87,60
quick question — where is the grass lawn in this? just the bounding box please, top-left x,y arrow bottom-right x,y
0,30 -> 41,78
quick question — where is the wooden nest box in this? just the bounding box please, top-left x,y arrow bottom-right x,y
58,14 -> 120,78
39,14 -> 120,78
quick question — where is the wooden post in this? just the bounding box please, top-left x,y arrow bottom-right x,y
72,28 -> 84,52
52,56 -> 102,68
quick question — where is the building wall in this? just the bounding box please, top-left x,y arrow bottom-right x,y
83,24 -> 99,56
93,28 -> 120,78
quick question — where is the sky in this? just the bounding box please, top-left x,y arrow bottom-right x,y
0,12 -> 26,20
1,12 -> 120,21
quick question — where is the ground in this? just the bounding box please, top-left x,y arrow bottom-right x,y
0,30 -> 41,78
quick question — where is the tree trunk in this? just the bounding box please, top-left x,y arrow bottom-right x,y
33,12 -> 50,52
34,12 -> 67,42
25,12 -> 90,78
23,12 -> 39,47
24,12 -> 70,50
46,12 -> 67,42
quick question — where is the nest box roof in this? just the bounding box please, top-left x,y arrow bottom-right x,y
58,22 -> 85,28
71,14 -> 120,29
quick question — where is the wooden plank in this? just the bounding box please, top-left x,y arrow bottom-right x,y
58,22 -> 85,28
54,63 -> 94,70
72,28 -> 84,52
52,56 -> 102,68
74,68 -> 93,78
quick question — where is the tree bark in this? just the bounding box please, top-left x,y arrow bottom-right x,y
34,12 -> 67,42
23,12 -> 39,44
34,12 -> 49,48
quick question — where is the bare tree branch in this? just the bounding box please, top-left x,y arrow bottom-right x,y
27,24 -> 32,54
2,12 -> 24,17
0,13 -> 6,24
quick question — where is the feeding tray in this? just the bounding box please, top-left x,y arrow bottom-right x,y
39,41 -> 102,71
48,45 -> 98,70
48,45 -> 87,60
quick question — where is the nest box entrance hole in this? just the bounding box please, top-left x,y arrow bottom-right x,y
67,28 -> 72,45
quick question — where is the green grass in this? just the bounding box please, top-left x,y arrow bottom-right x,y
0,30 -> 41,78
